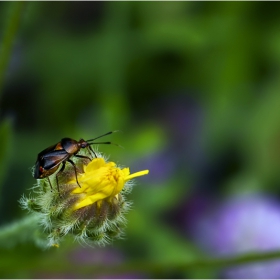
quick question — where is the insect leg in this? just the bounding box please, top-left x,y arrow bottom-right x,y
47,176 -> 53,190
87,145 -> 97,159
67,159 -> 81,188
74,154 -> 92,162
56,161 -> 66,193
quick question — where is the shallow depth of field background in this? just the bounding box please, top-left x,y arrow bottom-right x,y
1,2 -> 280,278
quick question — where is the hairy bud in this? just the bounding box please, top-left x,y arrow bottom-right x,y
20,150 -> 149,248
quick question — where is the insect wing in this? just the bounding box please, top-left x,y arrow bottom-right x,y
37,143 -> 58,159
41,150 -> 69,170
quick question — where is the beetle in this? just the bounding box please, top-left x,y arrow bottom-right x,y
34,131 -> 116,193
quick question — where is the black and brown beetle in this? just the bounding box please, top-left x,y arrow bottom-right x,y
34,131 -> 116,193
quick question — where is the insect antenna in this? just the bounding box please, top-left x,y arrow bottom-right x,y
87,141 -> 124,149
86,130 -> 119,142
86,131 -> 123,159
87,131 -> 123,149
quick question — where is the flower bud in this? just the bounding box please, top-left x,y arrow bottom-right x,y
20,151 -> 149,248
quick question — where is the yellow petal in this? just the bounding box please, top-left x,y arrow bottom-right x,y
125,170 -> 149,181
70,158 -> 149,210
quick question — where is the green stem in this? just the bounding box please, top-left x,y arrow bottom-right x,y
0,215 -> 42,248
0,1 -> 26,96
4,248 -> 280,274
59,251 -> 280,275
1,215 -> 280,274
1,216 -> 280,270
117,251 -> 280,273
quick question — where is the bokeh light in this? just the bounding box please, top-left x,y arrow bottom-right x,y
1,1 -> 280,278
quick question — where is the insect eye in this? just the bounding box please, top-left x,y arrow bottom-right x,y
39,166 -> 44,173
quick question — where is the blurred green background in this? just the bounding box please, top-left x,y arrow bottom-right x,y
1,1 -> 280,278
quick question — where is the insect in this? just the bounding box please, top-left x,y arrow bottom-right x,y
34,131 -> 117,193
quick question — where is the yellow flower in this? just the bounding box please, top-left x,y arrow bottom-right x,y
71,158 -> 149,210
